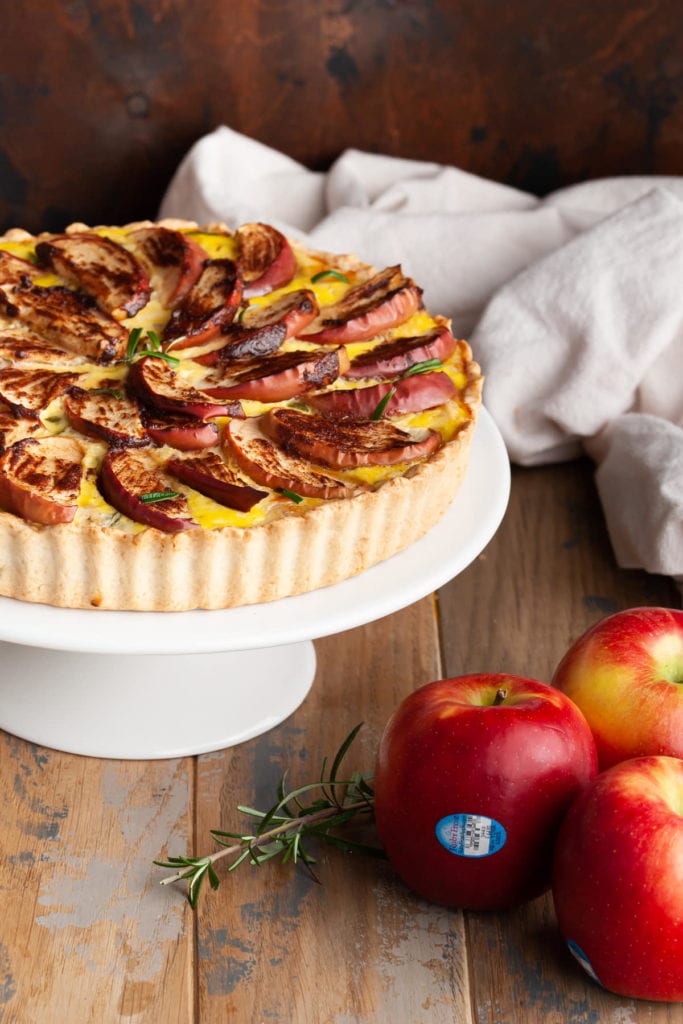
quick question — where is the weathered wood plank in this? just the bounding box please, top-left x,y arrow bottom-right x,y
439,459 -> 680,1024
192,598 -> 474,1023
0,739 -> 193,1023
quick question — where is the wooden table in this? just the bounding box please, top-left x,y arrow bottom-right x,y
0,458 -> 679,1023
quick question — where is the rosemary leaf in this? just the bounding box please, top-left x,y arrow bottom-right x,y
370,388 -> 396,421
90,387 -> 124,400
311,269 -> 350,284
403,358 -> 444,376
227,848 -> 253,873
276,487 -> 304,504
140,490 -> 181,504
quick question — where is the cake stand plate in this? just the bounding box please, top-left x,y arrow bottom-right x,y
0,408 -> 510,759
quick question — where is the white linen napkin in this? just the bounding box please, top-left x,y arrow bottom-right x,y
160,126 -> 683,588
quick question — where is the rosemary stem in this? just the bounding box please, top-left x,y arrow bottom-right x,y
159,798 -> 373,887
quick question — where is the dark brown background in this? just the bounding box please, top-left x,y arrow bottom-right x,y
1,1 -> 683,234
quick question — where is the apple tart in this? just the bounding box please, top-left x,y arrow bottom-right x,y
0,219 -> 482,610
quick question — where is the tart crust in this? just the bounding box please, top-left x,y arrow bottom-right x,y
0,220 -> 482,611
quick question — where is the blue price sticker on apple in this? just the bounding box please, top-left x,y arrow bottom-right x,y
566,940 -> 602,986
435,813 -> 507,858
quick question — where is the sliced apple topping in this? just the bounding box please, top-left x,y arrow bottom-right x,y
202,347 -> 349,403
143,413 -> 219,451
0,366 -> 82,417
126,355 -> 242,420
236,222 -> 297,298
127,225 -> 207,305
261,407 -> 441,469
0,250 -> 40,287
99,448 -> 197,532
161,258 -> 242,349
0,285 -> 128,362
345,325 -> 457,380
0,435 -> 85,524
195,289 -> 319,366
35,233 -> 150,319
0,413 -> 41,452
225,417 -> 362,500
63,387 -> 149,448
167,451 -> 267,511
0,331 -> 89,368
308,371 -> 456,421
301,266 -> 422,345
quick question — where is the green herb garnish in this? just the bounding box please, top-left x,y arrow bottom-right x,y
126,328 -> 180,366
370,388 -> 396,421
154,723 -> 379,908
369,358 -> 445,420
139,490 -> 181,504
276,487 -> 304,504
90,387 -> 124,400
402,358 -> 444,377
311,269 -> 350,285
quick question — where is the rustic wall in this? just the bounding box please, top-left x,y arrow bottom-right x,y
1,1 -> 682,233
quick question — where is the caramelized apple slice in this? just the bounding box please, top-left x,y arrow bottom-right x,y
194,289 -> 319,366
0,436 -> 84,524
143,413 -> 219,451
99,449 -> 197,532
0,285 -> 128,362
35,233 -> 150,319
162,259 -> 242,349
0,366 -> 82,417
63,387 -> 149,447
261,407 -> 441,469
308,372 -> 456,420
202,347 -> 349,403
0,250 -> 40,287
167,451 -> 267,511
0,413 -> 41,452
302,266 -> 422,345
128,225 -> 207,305
0,331 -> 89,368
126,356 -> 241,420
236,223 -> 297,298
345,325 -> 457,379
225,417 -> 360,500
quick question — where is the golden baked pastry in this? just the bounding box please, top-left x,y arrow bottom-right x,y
0,219 -> 482,610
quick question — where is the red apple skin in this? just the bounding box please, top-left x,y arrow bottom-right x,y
552,755 -> 683,1002
552,607 -> 683,769
374,674 -> 598,911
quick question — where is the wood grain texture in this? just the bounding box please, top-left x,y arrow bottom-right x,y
192,598 -> 474,1024
0,742 -> 193,1024
2,1 -> 683,232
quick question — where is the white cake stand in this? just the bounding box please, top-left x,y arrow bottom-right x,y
0,409 -> 510,759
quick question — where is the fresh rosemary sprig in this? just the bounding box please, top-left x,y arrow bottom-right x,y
154,723 -> 381,908
126,327 -> 180,366
370,357 -> 445,421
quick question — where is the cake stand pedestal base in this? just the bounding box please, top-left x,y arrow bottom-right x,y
0,640 -> 316,759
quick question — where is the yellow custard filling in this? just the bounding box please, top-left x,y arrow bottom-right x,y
0,226 -> 475,533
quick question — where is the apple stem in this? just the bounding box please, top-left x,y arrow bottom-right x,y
492,688 -> 508,706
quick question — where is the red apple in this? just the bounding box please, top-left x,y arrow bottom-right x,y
552,755 -> 683,1001
552,607 -> 683,769
373,674 -> 598,910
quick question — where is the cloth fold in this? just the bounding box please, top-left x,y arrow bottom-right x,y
160,126 -> 683,588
